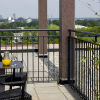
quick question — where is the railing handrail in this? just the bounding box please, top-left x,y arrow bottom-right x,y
69,29 -> 100,36
0,35 -> 60,38
0,29 -> 60,32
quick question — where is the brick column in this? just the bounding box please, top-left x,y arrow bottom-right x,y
38,0 -> 48,56
59,0 -> 75,84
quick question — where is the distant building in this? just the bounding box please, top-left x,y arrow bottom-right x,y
26,18 -> 32,23
17,17 -> 25,22
0,15 -> 3,19
75,25 -> 87,29
17,27 -> 24,29
8,16 -> 15,23
13,13 -> 16,20
0,22 -> 4,25
13,27 -> 24,43
13,32 -> 23,43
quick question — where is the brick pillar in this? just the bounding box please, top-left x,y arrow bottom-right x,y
38,0 -> 48,56
59,0 -> 75,84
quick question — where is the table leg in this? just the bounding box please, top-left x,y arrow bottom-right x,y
8,69 -> 15,90
13,68 -> 15,78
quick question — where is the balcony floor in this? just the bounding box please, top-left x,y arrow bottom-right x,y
26,83 -> 83,100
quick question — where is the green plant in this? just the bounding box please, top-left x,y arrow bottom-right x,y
81,41 -> 100,100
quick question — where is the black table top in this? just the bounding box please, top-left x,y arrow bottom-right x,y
0,61 -> 23,69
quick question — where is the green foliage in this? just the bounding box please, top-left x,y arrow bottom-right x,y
48,24 -> 59,29
76,19 -> 100,27
48,20 -> 59,26
0,31 -> 13,36
24,26 -> 38,36
0,32 -> 14,45
0,19 -> 38,29
93,90 -> 100,100
48,24 -> 59,35
48,24 -> 60,44
76,26 -> 100,42
23,27 -> 38,43
80,57 -> 87,63
76,26 -> 100,34
0,20 -> 60,44
81,43 -> 100,70
81,41 -> 100,100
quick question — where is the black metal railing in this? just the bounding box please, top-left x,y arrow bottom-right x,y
0,29 -> 60,83
69,30 -> 100,100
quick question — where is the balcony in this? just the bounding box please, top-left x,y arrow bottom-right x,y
0,29 -> 84,100
0,28 -> 100,100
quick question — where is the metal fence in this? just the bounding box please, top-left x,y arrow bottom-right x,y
69,30 -> 100,100
0,29 -> 60,83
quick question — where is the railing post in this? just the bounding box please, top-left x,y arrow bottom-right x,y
38,0 -> 48,57
59,0 -> 75,84
68,30 -> 75,82
95,36 -> 97,42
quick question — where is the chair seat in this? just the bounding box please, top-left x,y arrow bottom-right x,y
15,72 -> 27,80
0,88 -> 32,100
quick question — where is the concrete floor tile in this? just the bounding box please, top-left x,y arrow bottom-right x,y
26,84 -> 82,100
58,85 -> 70,93
58,85 -> 77,93
34,83 -> 57,88
35,87 -> 61,94
38,93 -> 67,100
64,93 -> 82,100
27,84 -> 39,100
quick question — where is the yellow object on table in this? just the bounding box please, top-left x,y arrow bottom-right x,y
2,59 -> 11,66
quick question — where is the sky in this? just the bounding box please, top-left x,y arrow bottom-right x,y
0,0 -> 100,18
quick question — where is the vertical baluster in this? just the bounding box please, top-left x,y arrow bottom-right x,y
5,34 -> 7,50
38,36 -> 39,82
48,33 -> 50,82
76,39 -> 78,88
11,37 -> 12,54
83,41 -> 85,97
97,44 -> 99,100
53,35 -> 55,80
99,45 -> 100,100
81,40 -> 83,93
27,36 -> 29,81
22,37 -> 23,72
92,43 -> 94,100
88,42 -> 90,100
58,35 -> 60,82
32,36 -> 34,82
43,36 -> 44,82
79,40 -> 80,90
90,43 -> 91,100
94,43 -> 96,100
86,42 -> 88,98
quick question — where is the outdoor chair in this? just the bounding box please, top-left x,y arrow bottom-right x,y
0,81 -> 32,100
0,72 -> 27,88
0,61 -> 27,89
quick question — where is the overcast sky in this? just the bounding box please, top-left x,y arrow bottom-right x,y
0,0 -> 100,18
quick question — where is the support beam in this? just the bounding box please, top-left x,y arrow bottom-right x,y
38,0 -> 48,56
59,0 -> 75,84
